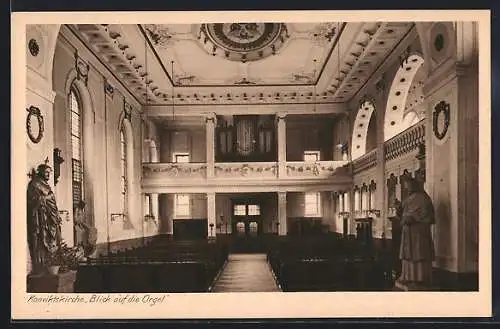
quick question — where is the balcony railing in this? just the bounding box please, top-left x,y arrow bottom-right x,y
384,119 -> 425,161
214,162 -> 278,179
142,162 -> 207,180
142,160 -> 350,184
285,161 -> 348,179
351,120 -> 426,175
352,149 -> 377,174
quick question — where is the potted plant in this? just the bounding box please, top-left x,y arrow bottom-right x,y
45,241 -> 81,275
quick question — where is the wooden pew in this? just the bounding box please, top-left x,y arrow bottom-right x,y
267,235 -> 388,291
74,239 -> 228,293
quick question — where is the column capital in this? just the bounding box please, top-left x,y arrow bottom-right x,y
205,112 -> 217,124
276,112 -> 288,121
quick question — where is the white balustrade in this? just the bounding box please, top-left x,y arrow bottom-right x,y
214,162 -> 278,179
142,162 -> 207,179
285,161 -> 348,179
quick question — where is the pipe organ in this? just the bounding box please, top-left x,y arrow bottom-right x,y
216,115 -> 276,162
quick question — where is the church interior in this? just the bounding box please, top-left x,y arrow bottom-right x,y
24,21 -> 479,293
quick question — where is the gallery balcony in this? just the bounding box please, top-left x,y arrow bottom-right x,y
142,160 -> 352,194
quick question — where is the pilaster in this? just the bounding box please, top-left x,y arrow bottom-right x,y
207,192 -> 216,239
276,113 -> 287,178
277,191 -> 287,236
205,113 -> 216,178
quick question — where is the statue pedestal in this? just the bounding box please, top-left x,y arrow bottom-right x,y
27,270 -> 77,293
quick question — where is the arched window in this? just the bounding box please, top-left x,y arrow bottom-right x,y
120,128 -> 127,215
69,87 -> 84,210
354,188 -> 361,212
361,185 -> 369,211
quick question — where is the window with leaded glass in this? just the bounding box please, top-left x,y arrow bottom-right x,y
305,192 -> 321,217
174,194 -> 190,218
69,88 -> 84,209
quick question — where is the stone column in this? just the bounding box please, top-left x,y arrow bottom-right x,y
277,191 -> 287,236
276,113 -> 287,178
345,190 -> 354,235
150,143 -> 160,234
207,192 -> 216,239
375,77 -> 389,240
205,113 -> 216,178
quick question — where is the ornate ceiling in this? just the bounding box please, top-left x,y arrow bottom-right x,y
140,22 -> 340,87
69,22 -> 414,106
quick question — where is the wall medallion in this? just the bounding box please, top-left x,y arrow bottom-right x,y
433,101 -> 450,140
434,34 -> 445,52
26,106 -> 44,144
198,23 -> 289,62
28,38 -> 40,57
429,23 -> 449,64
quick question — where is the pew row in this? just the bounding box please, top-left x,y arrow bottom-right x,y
75,239 -> 228,293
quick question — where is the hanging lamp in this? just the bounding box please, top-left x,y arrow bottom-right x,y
171,60 -> 175,121
313,59 -> 317,112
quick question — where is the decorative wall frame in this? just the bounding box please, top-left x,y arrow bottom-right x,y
123,101 -> 132,121
74,52 -> 90,86
433,100 -> 450,141
28,38 -> 40,57
26,106 -> 44,144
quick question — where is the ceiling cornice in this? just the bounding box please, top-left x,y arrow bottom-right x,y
146,102 -> 348,118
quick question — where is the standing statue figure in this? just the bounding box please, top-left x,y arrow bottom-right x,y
27,163 -> 62,274
397,177 -> 435,290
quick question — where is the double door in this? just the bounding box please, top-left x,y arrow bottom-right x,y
233,216 -> 262,238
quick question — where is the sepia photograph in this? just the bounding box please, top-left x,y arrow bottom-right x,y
12,10 -> 491,319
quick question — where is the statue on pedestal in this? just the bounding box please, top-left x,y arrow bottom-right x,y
27,163 -> 62,274
396,177 -> 435,290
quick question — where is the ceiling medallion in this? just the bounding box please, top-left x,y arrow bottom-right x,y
199,23 -> 289,62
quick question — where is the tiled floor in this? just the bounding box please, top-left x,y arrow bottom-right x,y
211,254 -> 281,292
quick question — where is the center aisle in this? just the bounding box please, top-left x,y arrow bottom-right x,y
210,254 -> 281,292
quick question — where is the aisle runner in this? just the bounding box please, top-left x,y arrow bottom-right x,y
211,254 -> 281,292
